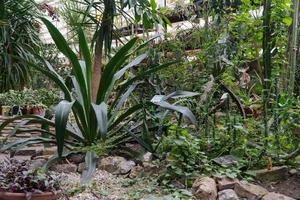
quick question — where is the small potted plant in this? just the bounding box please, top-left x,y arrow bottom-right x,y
6,90 -> 23,116
0,158 -> 61,200
0,92 -> 12,116
22,89 -> 37,115
31,104 -> 46,116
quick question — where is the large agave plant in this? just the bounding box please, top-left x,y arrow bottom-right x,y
0,18 -> 197,183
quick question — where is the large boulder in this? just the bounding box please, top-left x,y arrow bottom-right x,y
218,189 -> 239,200
262,192 -> 295,200
234,182 -> 268,200
192,176 -> 217,200
99,156 -> 135,175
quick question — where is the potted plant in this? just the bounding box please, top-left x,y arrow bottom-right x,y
0,92 -> 12,116
0,158 -> 61,200
6,90 -> 24,116
31,104 -> 46,116
22,89 -> 37,115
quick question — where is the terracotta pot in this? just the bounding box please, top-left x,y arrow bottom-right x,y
31,106 -> 45,116
1,106 -> 11,116
0,191 -> 59,200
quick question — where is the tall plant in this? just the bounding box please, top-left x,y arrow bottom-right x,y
288,0 -> 300,94
0,18 -> 195,183
60,0 -> 166,101
0,0 -> 41,92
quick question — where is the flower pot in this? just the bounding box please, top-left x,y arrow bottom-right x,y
31,106 -> 45,116
0,191 -> 59,200
12,106 -> 22,115
1,106 -> 11,116
21,105 -> 32,115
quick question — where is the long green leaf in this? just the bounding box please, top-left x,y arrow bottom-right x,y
81,151 -> 97,184
55,100 -> 75,157
96,37 -> 139,103
78,26 -> 92,95
41,17 -> 88,108
92,102 -> 108,139
151,100 -> 197,125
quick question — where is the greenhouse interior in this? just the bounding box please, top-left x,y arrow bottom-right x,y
1,0 -> 300,199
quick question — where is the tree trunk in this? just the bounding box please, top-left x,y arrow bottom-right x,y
288,0 -> 300,94
92,39 -> 103,101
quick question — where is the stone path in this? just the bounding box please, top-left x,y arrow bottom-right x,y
0,115 -> 56,160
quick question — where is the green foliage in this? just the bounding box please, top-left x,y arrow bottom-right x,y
0,0 -> 41,92
158,126 -> 208,186
0,159 -> 60,193
0,89 -> 60,108
0,18 -> 182,184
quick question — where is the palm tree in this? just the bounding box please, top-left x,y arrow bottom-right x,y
0,0 -> 41,92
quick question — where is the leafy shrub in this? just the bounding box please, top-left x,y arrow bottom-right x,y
0,159 -> 60,193
158,125 -> 208,186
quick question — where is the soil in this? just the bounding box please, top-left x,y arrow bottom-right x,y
260,175 -> 300,199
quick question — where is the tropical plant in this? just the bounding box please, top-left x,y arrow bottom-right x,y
0,0 -> 41,92
60,0 -> 168,100
0,18 -> 197,183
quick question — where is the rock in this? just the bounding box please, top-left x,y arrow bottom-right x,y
43,147 -> 57,155
217,177 -> 239,191
256,166 -> 288,182
289,169 -> 298,175
234,181 -> 268,200
143,152 -> 153,162
67,153 -> 85,164
118,160 -> 136,175
143,162 -> 160,175
262,192 -> 295,200
50,163 -> 77,173
78,162 -> 86,173
218,189 -> 239,200
99,156 -> 127,173
129,165 -> 144,178
14,147 -> 43,157
213,155 -> 239,167
12,155 -> 32,162
192,176 -> 217,200
29,159 -> 47,171
99,156 -> 135,175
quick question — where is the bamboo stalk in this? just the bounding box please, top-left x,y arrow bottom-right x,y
262,0 -> 272,146
288,0 -> 300,94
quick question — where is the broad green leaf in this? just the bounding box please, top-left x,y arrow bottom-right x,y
81,151 -> 97,184
164,91 -> 199,100
92,102 -> 108,138
55,100 -> 75,157
283,16 -> 292,26
41,17 -> 88,107
151,100 -> 197,125
78,27 -> 92,94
